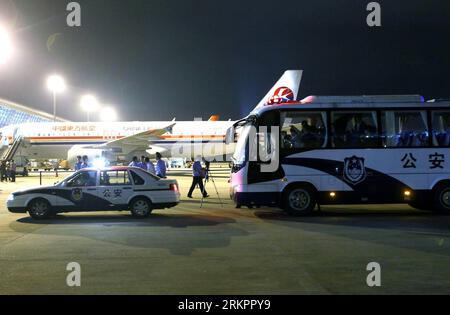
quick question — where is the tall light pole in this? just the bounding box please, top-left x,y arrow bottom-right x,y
80,95 -> 99,122
46,75 -> 66,122
0,26 -> 13,65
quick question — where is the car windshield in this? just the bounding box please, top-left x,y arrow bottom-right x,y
64,171 -> 97,187
59,172 -> 79,186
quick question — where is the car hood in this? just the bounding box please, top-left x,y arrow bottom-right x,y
12,185 -> 54,195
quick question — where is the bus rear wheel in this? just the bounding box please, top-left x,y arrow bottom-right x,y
433,184 -> 450,214
283,186 -> 316,216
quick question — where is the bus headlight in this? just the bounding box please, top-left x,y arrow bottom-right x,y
404,190 -> 412,201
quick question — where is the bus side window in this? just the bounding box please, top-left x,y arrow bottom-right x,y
331,111 -> 378,148
280,111 -> 326,150
431,110 -> 450,147
381,111 -> 428,147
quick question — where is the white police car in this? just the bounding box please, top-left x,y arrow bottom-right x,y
7,167 -> 180,219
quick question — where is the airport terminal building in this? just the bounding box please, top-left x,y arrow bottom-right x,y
0,97 -> 66,128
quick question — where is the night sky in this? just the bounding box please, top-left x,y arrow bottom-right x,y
0,0 -> 449,121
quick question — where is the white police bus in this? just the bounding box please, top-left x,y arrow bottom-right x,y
229,95 -> 450,215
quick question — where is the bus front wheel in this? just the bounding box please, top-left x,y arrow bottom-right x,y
282,185 -> 316,216
433,183 -> 450,214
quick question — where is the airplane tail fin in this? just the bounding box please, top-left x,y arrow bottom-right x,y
208,115 -> 220,121
253,70 -> 303,111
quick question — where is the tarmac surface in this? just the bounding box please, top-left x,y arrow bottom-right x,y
1,167 -> 450,294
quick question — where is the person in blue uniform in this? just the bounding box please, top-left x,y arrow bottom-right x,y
139,156 -> 148,170
74,156 -> 83,171
155,152 -> 167,178
129,156 -> 140,168
81,155 -> 90,169
145,157 -> 156,175
187,156 -> 209,199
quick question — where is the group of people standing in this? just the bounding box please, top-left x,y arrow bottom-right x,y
0,160 -> 17,182
74,155 -> 91,171
129,152 -> 167,178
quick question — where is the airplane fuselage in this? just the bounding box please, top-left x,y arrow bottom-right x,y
0,120 -> 236,162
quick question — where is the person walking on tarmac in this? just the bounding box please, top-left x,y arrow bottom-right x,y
9,160 -> 16,182
155,152 -> 167,178
187,155 -> 209,199
0,161 -> 7,182
6,161 -> 11,181
74,156 -> 83,171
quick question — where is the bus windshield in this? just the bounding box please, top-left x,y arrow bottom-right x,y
232,121 -> 254,164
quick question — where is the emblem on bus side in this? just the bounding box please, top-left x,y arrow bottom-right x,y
71,188 -> 83,202
343,156 -> 367,185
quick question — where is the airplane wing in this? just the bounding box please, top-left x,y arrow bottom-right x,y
98,123 -> 175,149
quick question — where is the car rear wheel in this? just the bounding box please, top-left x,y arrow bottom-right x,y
283,186 -> 316,216
28,198 -> 53,220
130,198 -> 152,218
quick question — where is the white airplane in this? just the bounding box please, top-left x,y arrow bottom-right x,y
0,70 -> 303,164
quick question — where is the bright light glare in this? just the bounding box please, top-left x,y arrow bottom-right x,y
46,75 -> 66,93
0,26 -> 13,65
80,95 -> 100,112
92,158 -> 106,169
99,107 -> 117,122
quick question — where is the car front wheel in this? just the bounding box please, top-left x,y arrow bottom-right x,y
130,198 -> 153,218
28,198 -> 53,220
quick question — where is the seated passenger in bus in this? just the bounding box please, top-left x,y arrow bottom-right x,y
299,120 -> 322,148
287,122 -> 323,149
345,115 -> 376,147
435,131 -> 450,146
289,125 -> 302,148
432,114 -> 450,146
281,131 -> 293,149
395,115 -> 429,147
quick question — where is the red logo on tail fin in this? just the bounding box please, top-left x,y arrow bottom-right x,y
267,87 -> 294,105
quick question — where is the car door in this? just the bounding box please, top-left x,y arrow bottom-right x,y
98,170 -> 134,209
63,170 -> 99,211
